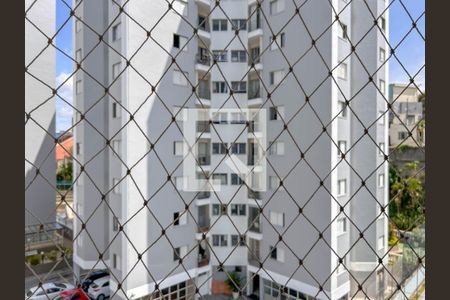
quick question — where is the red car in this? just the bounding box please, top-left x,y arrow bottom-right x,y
54,288 -> 90,300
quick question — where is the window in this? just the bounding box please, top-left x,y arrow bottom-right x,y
112,139 -> 121,156
112,102 -> 121,118
212,142 -> 228,154
112,23 -> 121,41
174,141 -> 184,156
76,142 -> 81,155
380,17 -> 386,32
212,173 -> 228,185
378,174 -> 385,188
231,235 -> 245,246
269,211 -> 285,227
378,143 -> 385,156
338,179 -> 347,196
212,112 -> 228,124
212,19 -> 228,31
338,101 -> 347,118
113,178 -> 121,194
173,245 -> 188,260
337,63 -> 347,80
112,62 -> 121,80
336,218 -> 347,234
231,81 -> 247,93
268,141 -> 285,155
212,234 -> 228,246
213,81 -> 228,93
270,0 -> 285,15
230,112 -> 246,124
269,106 -> 285,120
113,253 -> 120,268
338,141 -> 347,157
230,204 -> 246,215
378,111 -> 385,125
173,0 -> 188,16
212,50 -> 228,62
379,48 -> 386,62
113,216 -> 119,231
379,79 -> 386,95
231,50 -> 247,62
231,143 -> 246,154
75,19 -> 82,33
398,132 -> 408,140
406,115 -> 415,126
173,34 -> 188,51
269,70 -> 284,85
377,235 -> 385,250
270,32 -> 285,50
75,49 -> 82,62
173,69 -> 188,86
338,22 -> 348,39
270,246 -> 285,262
173,211 -> 187,226
212,204 -> 223,216
269,176 -> 280,190
231,19 -> 247,30
231,173 -> 245,185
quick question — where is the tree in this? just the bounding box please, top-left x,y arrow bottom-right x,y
57,161 -> 73,182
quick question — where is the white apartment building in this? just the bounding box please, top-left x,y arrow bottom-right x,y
25,0 -> 56,226
389,83 -> 425,148
73,0 -> 389,299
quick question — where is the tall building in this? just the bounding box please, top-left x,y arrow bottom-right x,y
73,0 -> 389,299
389,83 -> 425,148
25,0 -> 56,226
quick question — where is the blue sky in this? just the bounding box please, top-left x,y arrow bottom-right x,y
54,0 -> 425,133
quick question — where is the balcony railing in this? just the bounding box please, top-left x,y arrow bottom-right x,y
198,251 -> 210,267
198,81 -> 211,99
196,120 -> 210,133
248,188 -> 262,200
197,191 -> 211,199
198,17 -> 210,32
248,80 -> 261,99
198,155 -> 211,166
196,53 -> 211,66
249,48 -> 261,65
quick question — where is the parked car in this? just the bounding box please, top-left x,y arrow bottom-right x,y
54,288 -> 89,300
87,276 -> 110,300
80,270 -> 109,292
25,282 -> 75,300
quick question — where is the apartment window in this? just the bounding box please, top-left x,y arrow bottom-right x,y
269,70 -> 284,85
231,19 -> 247,30
230,204 -> 246,216
379,79 -> 386,95
378,174 -> 385,188
269,176 -> 281,190
173,0 -> 188,16
173,34 -> 188,51
212,142 -> 228,154
230,112 -> 246,124
213,81 -> 228,93
112,139 -> 121,156
338,141 -> 347,157
173,211 -> 187,226
380,17 -> 386,32
231,143 -> 246,154
270,246 -> 285,262
336,218 -> 347,234
75,80 -> 82,95
378,111 -> 385,125
112,102 -> 121,118
270,0 -> 285,15
231,235 -> 245,246
406,115 -> 415,126
231,174 -> 245,185
212,204 -> 220,216
75,19 -> 82,33
212,112 -> 228,124
212,19 -> 228,31
212,173 -> 228,185
76,142 -> 81,155
337,63 -> 348,80
398,131 -> 408,140
338,22 -> 348,40
377,235 -> 385,250
112,23 -> 121,41
113,178 -> 121,194
212,234 -> 228,247
269,211 -> 285,227
270,33 -> 285,50
231,81 -> 247,93
269,106 -> 285,120
173,245 -> 188,260
338,179 -> 347,196
379,48 -> 386,62
231,50 -> 247,62
338,101 -> 348,118
212,50 -> 228,62
112,62 -> 121,80
173,69 -> 188,86
75,49 -> 82,62
174,141 -> 184,156
268,141 -> 285,155
113,253 -> 120,269
379,143 -> 385,156
112,216 -> 119,231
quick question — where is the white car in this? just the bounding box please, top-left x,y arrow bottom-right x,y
25,282 -> 75,300
87,276 -> 110,300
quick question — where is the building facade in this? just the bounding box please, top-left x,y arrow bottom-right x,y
25,0 -> 56,226
389,83 -> 425,148
73,0 -> 389,299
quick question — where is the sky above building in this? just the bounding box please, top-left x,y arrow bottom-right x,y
53,0 -> 425,133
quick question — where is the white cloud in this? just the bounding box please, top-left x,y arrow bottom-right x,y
55,71 -> 74,132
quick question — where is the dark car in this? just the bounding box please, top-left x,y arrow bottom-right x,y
80,270 -> 109,292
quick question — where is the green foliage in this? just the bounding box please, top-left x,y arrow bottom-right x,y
45,250 -> 59,262
225,272 -> 241,293
57,161 -> 73,181
26,255 -> 41,266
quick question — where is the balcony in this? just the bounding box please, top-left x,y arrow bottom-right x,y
195,54 -> 211,72
248,238 -> 261,267
248,188 -> 262,200
196,120 -> 210,133
198,155 -> 211,166
249,47 -> 261,65
248,207 -> 261,233
197,15 -> 211,40
248,80 -> 261,100
198,245 -> 210,268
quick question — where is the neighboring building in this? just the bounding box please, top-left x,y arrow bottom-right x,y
389,83 -> 425,148
73,1 -> 388,300
56,132 -> 73,170
25,0 -> 56,226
